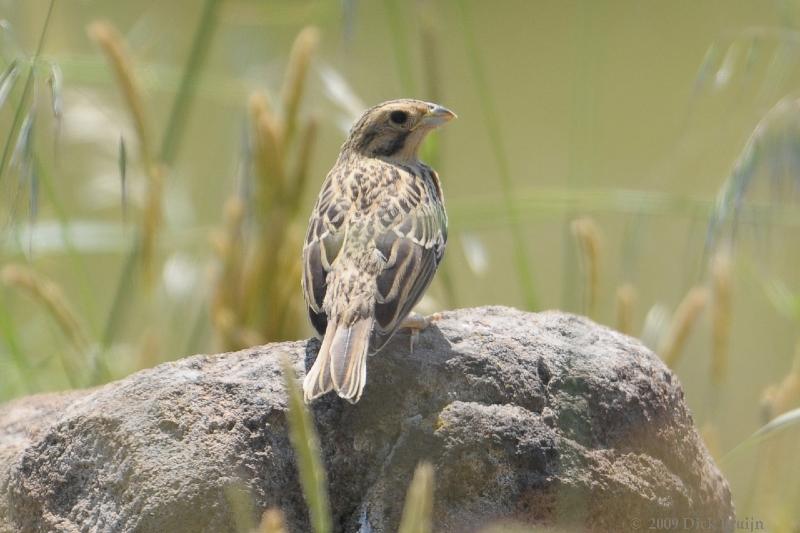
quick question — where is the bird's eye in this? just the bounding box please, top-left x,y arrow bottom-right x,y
389,110 -> 408,125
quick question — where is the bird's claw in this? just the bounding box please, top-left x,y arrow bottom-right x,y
401,312 -> 442,353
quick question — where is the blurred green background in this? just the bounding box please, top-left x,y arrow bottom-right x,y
1,0 -> 799,529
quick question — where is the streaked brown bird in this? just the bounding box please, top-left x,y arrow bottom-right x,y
302,99 -> 456,403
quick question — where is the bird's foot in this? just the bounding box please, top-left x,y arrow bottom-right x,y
401,312 -> 442,353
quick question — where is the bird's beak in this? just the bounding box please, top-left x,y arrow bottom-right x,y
420,104 -> 457,128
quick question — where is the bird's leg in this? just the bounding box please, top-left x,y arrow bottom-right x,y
400,312 -> 442,353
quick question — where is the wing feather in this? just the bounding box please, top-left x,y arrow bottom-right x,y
371,200 -> 446,351
302,174 -> 348,337
303,166 -> 446,346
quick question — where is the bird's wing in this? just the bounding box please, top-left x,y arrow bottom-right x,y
302,175 -> 347,337
371,194 -> 447,351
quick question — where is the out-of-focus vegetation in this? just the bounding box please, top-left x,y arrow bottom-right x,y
1,0 -> 799,530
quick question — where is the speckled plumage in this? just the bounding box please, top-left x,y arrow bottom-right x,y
302,99 -> 455,403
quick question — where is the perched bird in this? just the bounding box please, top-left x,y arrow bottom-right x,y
302,99 -> 456,403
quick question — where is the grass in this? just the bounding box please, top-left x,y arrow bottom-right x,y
281,356 -> 331,533
456,0 -> 539,310
570,217 -> 602,318
659,286 -> 709,369
209,26 -> 320,350
0,0 -> 55,188
397,463 -> 435,533
158,0 -> 222,167
277,359 -> 437,532
1,1 -> 800,530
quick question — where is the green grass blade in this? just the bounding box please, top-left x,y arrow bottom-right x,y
46,61 -> 63,146
225,482 -> 256,533
383,0 -> 416,94
280,356 -> 331,533
6,109 -> 35,238
34,154 -> 100,332
0,60 -> 20,110
181,299 -> 210,357
397,462 -> 434,533
119,135 -> 128,222
100,0 -> 219,356
100,240 -> 141,350
29,147 -> 38,230
0,0 -> 55,185
722,406 -> 800,465
158,0 -> 222,166
446,186 -> 800,230
753,407 -> 800,438
455,0 -> 538,309
0,297 -> 33,391
414,7 -> 458,308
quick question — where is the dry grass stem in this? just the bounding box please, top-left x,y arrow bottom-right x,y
89,20 -> 164,282
135,328 -> 161,371
87,21 -> 152,167
288,116 -> 318,213
211,197 -> 253,349
701,421 -> 720,460
710,251 -> 732,385
659,287 -> 710,368
212,27 -> 320,350
571,217 -> 602,317
213,197 -> 246,295
280,27 -> 319,144
398,462 -> 435,533
761,342 -> 800,422
140,163 -> 165,283
256,509 -> 287,533
250,92 -> 286,198
268,242 -> 303,340
615,283 -> 637,336
1,264 -> 90,355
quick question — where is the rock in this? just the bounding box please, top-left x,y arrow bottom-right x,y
0,307 -> 734,532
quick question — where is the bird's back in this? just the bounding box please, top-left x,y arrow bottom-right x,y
307,156 -> 445,335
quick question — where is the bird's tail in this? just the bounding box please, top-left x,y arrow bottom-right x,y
303,317 -> 373,403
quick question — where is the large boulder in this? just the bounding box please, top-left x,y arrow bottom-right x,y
0,307 -> 734,532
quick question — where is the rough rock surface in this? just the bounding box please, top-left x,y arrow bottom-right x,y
0,307 -> 733,532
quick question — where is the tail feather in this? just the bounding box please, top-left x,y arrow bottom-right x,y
303,321 -> 337,402
329,318 -> 372,402
303,317 -> 373,403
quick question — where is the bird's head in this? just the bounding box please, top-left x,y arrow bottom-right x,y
343,99 -> 456,162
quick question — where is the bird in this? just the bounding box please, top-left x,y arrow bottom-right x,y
301,99 -> 456,404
